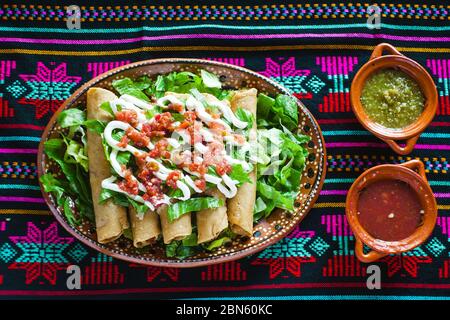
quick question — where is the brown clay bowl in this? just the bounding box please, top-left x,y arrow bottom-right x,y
350,43 -> 438,155
38,58 -> 327,267
346,159 -> 437,263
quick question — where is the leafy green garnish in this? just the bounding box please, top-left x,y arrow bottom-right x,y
254,93 -> 310,221
167,197 -> 224,222
235,107 -> 254,129
129,199 -> 148,215
257,94 -> 299,131
200,69 -> 222,88
83,119 -> 106,134
100,101 -> 114,116
147,70 -> 227,99
256,93 -> 275,119
99,188 -> 130,207
112,77 -> 150,102
165,239 -> 201,259
182,233 -> 198,247
57,108 -> 86,128
204,236 -> 231,251
63,139 -> 89,172
229,164 -> 252,186
41,138 -> 94,225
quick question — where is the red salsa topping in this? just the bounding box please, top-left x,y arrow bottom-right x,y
118,170 -> 139,195
149,139 -> 170,159
166,171 -> 181,189
117,135 -> 129,148
126,127 -> 149,148
115,110 -> 139,127
142,112 -> 175,138
194,178 -> 206,191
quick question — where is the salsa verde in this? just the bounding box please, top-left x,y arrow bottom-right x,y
360,69 -> 425,129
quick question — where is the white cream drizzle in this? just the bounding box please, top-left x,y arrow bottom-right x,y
101,91 -> 253,204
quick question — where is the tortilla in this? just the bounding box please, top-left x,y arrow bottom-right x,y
129,207 -> 161,248
158,205 -> 192,244
227,88 -> 258,237
197,189 -> 228,244
86,87 -> 129,243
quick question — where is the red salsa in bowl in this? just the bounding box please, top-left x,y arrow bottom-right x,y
345,160 -> 437,263
357,179 -> 424,241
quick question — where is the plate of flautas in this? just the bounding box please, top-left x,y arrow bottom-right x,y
38,59 -> 326,267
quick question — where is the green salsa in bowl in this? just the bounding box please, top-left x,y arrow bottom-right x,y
360,69 -> 425,129
350,43 -> 438,155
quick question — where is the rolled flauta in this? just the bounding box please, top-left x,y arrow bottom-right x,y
158,205 -> 192,244
129,207 -> 161,248
86,87 -> 129,243
227,88 -> 258,237
197,189 -> 228,244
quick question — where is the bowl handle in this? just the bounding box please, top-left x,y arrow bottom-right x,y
355,237 -> 387,263
399,159 -> 427,180
383,135 -> 419,155
370,43 -> 403,60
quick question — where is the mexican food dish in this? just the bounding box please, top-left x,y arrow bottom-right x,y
40,70 -> 310,259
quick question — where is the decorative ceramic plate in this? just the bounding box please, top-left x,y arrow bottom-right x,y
38,59 -> 326,267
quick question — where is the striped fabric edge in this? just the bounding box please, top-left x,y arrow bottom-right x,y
1,45 -> 450,56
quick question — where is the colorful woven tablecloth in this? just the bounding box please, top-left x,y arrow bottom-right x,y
0,1 -> 449,300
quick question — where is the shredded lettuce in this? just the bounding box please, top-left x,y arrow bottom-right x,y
112,77 -> 150,102
146,70 -> 228,99
84,119 -> 106,134
234,107 -> 254,129
257,93 -> 299,131
200,69 -> 222,88
204,236 -> 231,251
254,93 -> 310,221
129,198 -> 148,215
168,197 -> 224,222
99,188 -> 129,207
165,239 -> 201,259
57,108 -> 86,128
229,164 -> 252,186
41,138 -> 94,225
